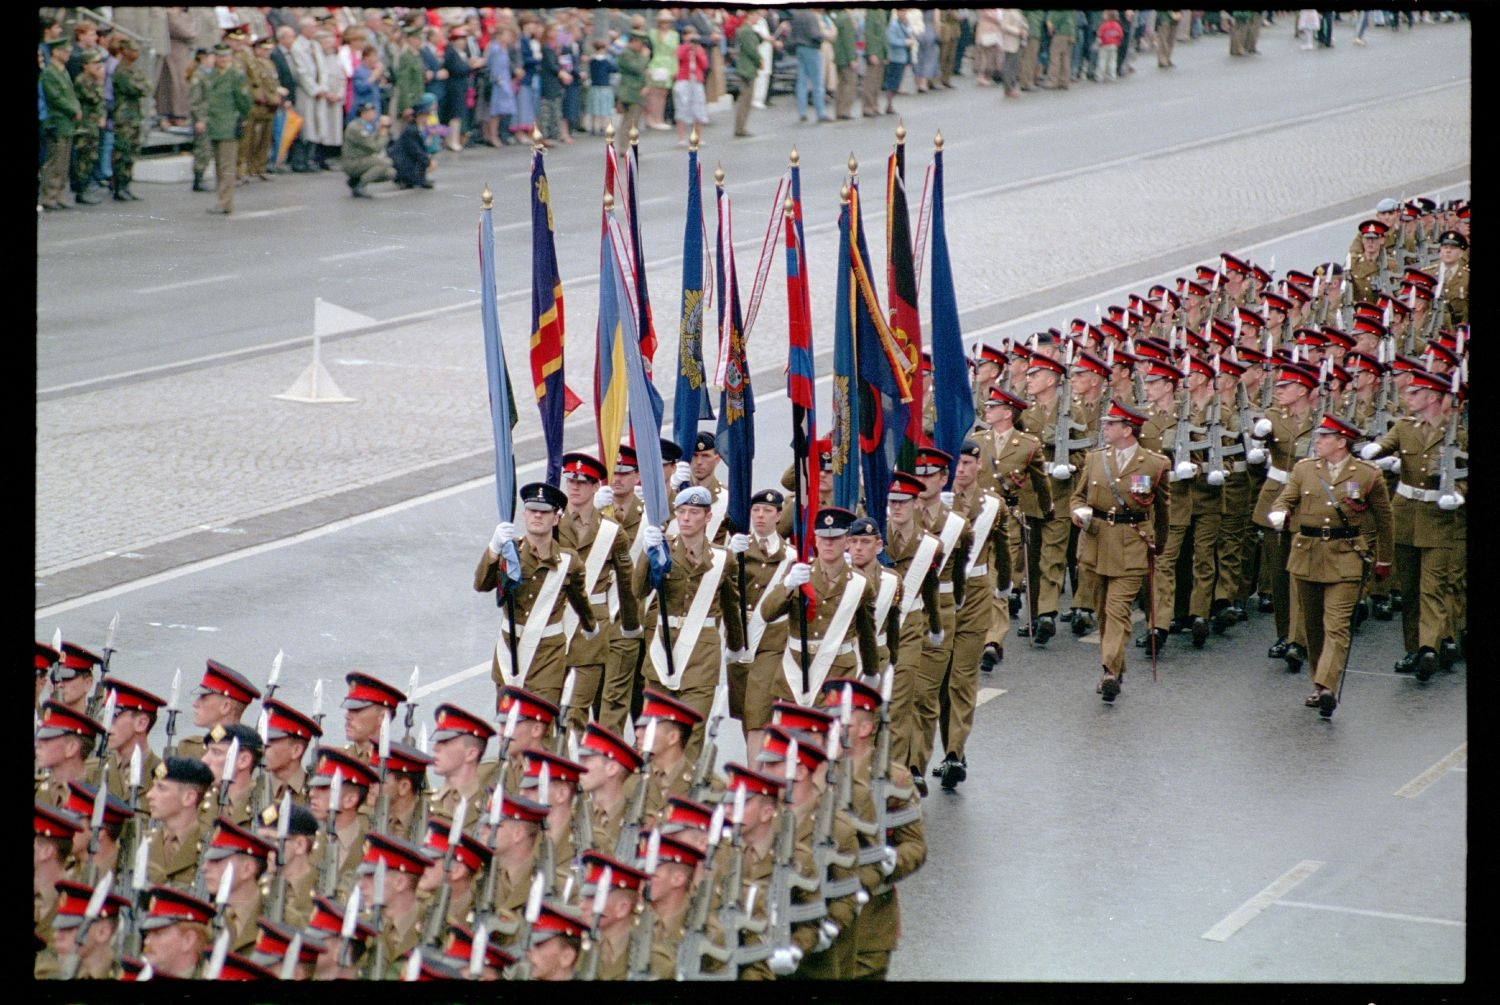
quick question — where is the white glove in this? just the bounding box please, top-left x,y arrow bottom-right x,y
926,629 -> 945,648
854,889 -> 869,906
879,846 -> 897,876
1049,462 -> 1075,480
1378,455 -> 1400,474
732,648 -> 754,664
581,623 -> 600,641
1359,442 -> 1382,461
1268,510 -> 1286,531
670,461 -> 693,491
642,524 -> 665,549
769,946 -> 803,976
1174,461 -> 1198,481
619,624 -> 643,640
490,522 -> 515,552
784,562 -> 812,589
940,491 -> 955,509
593,486 -> 614,510
1206,469 -> 1226,487
1246,442 -> 1267,465
728,533 -> 750,554
1253,418 -> 1273,439
814,919 -> 839,952
632,484 -> 645,501
1071,506 -> 1092,529
1438,491 -> 1464,511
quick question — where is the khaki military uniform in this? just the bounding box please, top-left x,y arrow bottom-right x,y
1250,406 -> 1318,640
984,423 -> 1050,647
426,774 -> 486,833
223,890 -> 266,954
148,818 -> 207,888
853,560 -> 902,672
761,561 -> 879,705
236,48 -> 275,178
559,508 -> 639,735
942,481 -> 1005,762
1431,259 -> 1470,329
881,525 -> 944,770
909,502 -> 971,775
476,538 -> 597,708
738,532 -> 792,731
599,492 -> 648,735
1272,455 -> 1394,694
788,788 -> 867,979
1021,396 -> 1072,621
849,748 -> 925,980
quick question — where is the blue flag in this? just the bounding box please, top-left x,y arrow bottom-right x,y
831,195 -> 860,512
673,146 -> 713,460
928,148 -> 972,489
530,149 -> 583,487
478,200 -> 521,590
714,183 -> 754,536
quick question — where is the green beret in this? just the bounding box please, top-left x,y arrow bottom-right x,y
79,48 -> 103,64
118,37 -> 139,52
44,37 -> 71,51
212,42 -> 231,54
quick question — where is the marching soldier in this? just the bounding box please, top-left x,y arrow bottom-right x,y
634,688 -> 708,822
47,879 -> 131,979
778,445 -> 836,539
635,485 -> 747,758
1135,359 -> 1185,655
846,516 -> 903,674
200,818 -> 273,953
375,741 -> 434,844
1210,356 -> 1256,627
36,642 -> 58,712
525,901 -> 589,980
494,686 -> 559,797
520,747 -> 587,893
978,386 -> 1051,667
425,703 -> 494,833
101,678 -> 165,803
1064,351 -> 1112,635
307,747 -> 377,893
199,722 -> 263,827
598,442 -> 650,735
578,851 -> 648,980
482,794 -> 549,919
1178,356 -> 1228,648
340,671 -> 406,761
51,642 -> 101,714
62,780 -> 131,880
640,829 -> 708,978
558,452 -> 641,737
261,698 -> 320,807
476,481 -> 599,709
357,831 -> 435,974
417,813 -> 490,934
139,886 -> 216,977
1019,354 -> 1069,643
144,756 -> 214,887
1269,415 -> 1395,717
881,472 -> 946,780
247,918 -> 320,978
1072,401 -> 1174,701
736,488 -> 794,756
253,801 -> 319,928
1348,219 -> 1393,303
34,701 -> 103,809
179,659 -> 263,763
577,722 -> 644,858
1429,230 -> 1470,329
34,805 -> 80,955
304,893 -> 378,979
1361,367 -> 1467,680
440,922 -> 515,980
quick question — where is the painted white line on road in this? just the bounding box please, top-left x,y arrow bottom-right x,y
318,244 -> 406,263
38,371 -> 837,615
137,273 -> 239,295
1394,742 -> 1467,798
412,659 -> 493,700
230,205 -> 307,220
44,227 -> 154,249
1200,860 -> 1323,942
975,688 -> 1007,707
1274,900 -> 1465,928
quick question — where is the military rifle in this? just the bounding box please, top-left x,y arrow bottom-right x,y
626,830 -> 662,980
676,804 -> 734,980
267,791 -> 293,924
1049,343 -> 1090,480
122,838 -> 150,958
418,796 -> 466,948
614,716 -> 657,860
767,739 -> 823,957
575,863 -> 612,981
58,870 -> 115,980
83,613 -> 120,722
1435,371 -> 1468,510
317,769 -> 343,897
364,858 -> 388,980
162,668 -> 182,759
687,715 -> 723,802
372,713 -> 393,834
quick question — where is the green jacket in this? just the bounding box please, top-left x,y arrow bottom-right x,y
41,63 -> 80,137
735,22 -> 763,80
394,48 -> 425,114
833,10 -> 858,67
341,118 -> 388,176
1024,10 -> 1047,38
112,62 -> 147,123
862,8 -> 888,61
1045,10 -> 1076,38
189,67 -> 212,123
205,66 -> 251,141
75,73 -> 104,126
616,46 -> 647,107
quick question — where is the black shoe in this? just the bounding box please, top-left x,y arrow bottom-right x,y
192,175 -> 207,191
1353,600 -> 1370,630
979,643 -> 1002,673
1008,593 -> 1022,618
351,184 -> 371,198
1415,648 -> 1438,682
1059,610 -> 1074,624
1318,691 -> 1337,718
936,756 -> 966,790
1191,617 -> 1209,649
1072,609 -> 1096,636
1100,674 -> 1121,702
418,180 -> 434,189
1257,593 -> 1274,613
1390,590 -> 1403,612
1033,615 -> 1056,646
1372,597 -> 1393,621
114,190 -> 131,202
1210,609 -> 1234,635
1169,617 -> 1192,635
910,771 -> 928,798
1016,622 -> 1030,638
122,187 -> 141,201
1438,638 -> 1459,670
1283,643 -> 1306,673
1394,651 -> 1418,674
1137,627 -> 1168,652
1231,602 -> 1248,623
1267,637 -> 1289,659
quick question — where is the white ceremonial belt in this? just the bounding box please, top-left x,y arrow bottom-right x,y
1396,483 -> 1440,503
499,619 -> 564,638
1266,464 -> 1290,483
788,638 -> 854,657
667,615 -> 716,629
588,591 -> 610,605
966,564 -> 988,579
938,582 -> 955,594
1229,462 -> 1247,473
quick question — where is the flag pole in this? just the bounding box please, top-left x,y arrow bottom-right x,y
482,183 -> 522,686
786,181 -> 812,697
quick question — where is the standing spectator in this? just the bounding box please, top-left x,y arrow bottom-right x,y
672,24 -> 709,146
391,24 -> 424,124
537,22 -> 567,145
831,8 -> 858,117
187,48 -> 213,189
1156,10 -> 1182,68
391,93 -> 436,188
308,31 -> 346,167
955,9 -> 977,78
486,26 -> 517,144
110,37 -> 146,200
1316,10 -> 1336,47
1018,9 -> 1045,90
231,28 -> 273,183
39,37 -> 80,211
342,102 -> 394,197
1072,9 -> 1098,82
158,8 -> 197,126
72,50 -> 106,205
789,7 -> 828,123
938,8 -> 961,87
1353,10 -> 1371,45
288,16 -> 321,171
998,9 -> 1028,96
441,27 -> 471,151
1042,9 -> 1075,89
269,26 -> 296,169
557,17 -> 584,139
95,29 -> 118,194
586,38 -> 615,136
512,18 -> 542,139
419,27 -> 447,134
861,6 -> 888,116
883,9 -> 915,114
615,27 -> 648,148
350,45 -> 384,124
752,8 -> 776,110
820,9 -> 838,96
910,10 -> 936,92
732,10 -> 763,137
974,9 -> 1003,86
1094,11 -> 1123,81
1297,9 -> 1321,50
67,20 -> 99,79
645,12 -> 679,131
205,43 -> 250,214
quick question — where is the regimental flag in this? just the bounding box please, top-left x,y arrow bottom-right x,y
673,144 -> 714,461
886,145 -> 925,468
850,180 -> 914,539
831,192 -> 861,513
927,145 -> 972,490
785,163 -> 819,568
624,141 -> 657,373
594,137 -> 621,461
478,195 -> 522,595
530,149 -> 583,487
713,178 -> 755,538
603,213 -> 671,584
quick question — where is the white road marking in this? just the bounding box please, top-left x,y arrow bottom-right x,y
411,659 -> 493,700
44,227 -> 154,249
318,244 -> 405,263
975,688 -> 1007,706
1394,742 -> 1467,798
137,273 -> 239,294
1275,900 -> 1465,928
229,204 -> 307,220
1200,860 -> 1323,942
